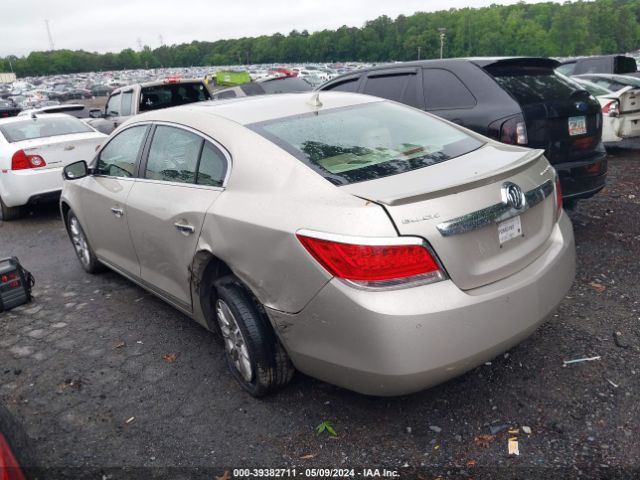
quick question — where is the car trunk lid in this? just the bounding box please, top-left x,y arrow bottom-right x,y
17,133 -> 104,170
342,143 -> 559,290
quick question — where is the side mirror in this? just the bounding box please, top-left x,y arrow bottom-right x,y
88,109 -> 103,119
63,160 -> 89,180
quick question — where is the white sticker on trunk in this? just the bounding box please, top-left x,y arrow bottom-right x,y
498,215 -> 522,245
569,116 -> 587,136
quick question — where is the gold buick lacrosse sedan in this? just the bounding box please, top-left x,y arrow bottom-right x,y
61,92 -> 575,397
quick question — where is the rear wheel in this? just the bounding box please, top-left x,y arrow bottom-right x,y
0,197 -> 23,221
214,276 -> 295,397
66,211 -> 104,274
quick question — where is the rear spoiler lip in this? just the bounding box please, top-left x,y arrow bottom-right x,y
358,146 -> 547,207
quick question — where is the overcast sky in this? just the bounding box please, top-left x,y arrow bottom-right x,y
1,0 -> 551,57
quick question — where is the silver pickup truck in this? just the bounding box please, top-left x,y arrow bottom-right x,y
86,78 -> 211,134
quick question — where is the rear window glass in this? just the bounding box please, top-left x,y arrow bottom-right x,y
249,101 -> 483,185
0,116 -> 93,143
140,83 -> 211,112
488,66 -> 583,105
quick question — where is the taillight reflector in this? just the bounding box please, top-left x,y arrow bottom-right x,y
0,433 -> 26,480
11,150 -> 46,171
297,232 -> 445,288
602,100 -> 619,117
555,175 -> 563,218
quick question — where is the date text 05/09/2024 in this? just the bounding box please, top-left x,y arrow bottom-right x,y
229,468 -> 400,478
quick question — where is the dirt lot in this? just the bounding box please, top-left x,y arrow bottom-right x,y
0,144 -> 639,480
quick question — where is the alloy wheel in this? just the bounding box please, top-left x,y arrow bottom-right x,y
69,216 -> 91,268
216,299 -> 253,382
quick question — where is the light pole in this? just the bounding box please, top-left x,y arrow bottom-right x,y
437,28 -> 447,59
417,46 -> 421,60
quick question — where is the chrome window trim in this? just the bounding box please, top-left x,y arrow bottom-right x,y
133,177 -> 224,192
436,179 -> 554,237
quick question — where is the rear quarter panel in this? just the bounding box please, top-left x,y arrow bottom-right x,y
190,118 -> 398,314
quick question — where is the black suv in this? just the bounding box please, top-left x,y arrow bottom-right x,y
319,57 -> 607,202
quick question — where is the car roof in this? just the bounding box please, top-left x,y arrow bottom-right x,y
135,91 -> 381,126
323,57 -> 560,76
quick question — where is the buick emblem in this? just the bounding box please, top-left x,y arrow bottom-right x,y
502,182 -> 525,210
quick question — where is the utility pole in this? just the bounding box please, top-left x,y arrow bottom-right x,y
417,46 -> 421,60
44,19 -> 55,51
438,28 -> 447,59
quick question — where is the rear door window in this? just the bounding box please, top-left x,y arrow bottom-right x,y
363,73 -> 419,107
422,68 -> 476,110
196,142 -> 227,187
96,125 -> 147,177
145,126 -> 203,184
249,101 -> 483,185
487,65 -> 582,105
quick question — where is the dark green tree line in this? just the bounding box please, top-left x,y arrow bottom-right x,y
2,0 -> 640,77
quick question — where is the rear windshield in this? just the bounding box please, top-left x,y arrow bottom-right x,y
249,101 -> 483,185
0,116 -> 93,143
140,82 -> 211,112
488,65 -> 583,105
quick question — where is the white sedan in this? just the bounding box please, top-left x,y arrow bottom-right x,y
0,113 -> 106,220
571,76 -> 640,143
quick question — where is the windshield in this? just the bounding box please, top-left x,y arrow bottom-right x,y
249,101 -> 483,185
0,116 -> 93,143
488,65 -> 584,104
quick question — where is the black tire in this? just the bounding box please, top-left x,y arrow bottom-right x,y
66,211 -> 104,274
0,196 -> 23,221
214,275 -> 295,397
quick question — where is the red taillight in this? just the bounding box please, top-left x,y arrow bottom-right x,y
11,150 -> 46,171
601,100 -> 619,117
573,136 -> 597,151
164,76 -> 181,84
0,433 -> 26,480
296,232 -> 445,288
555,175 -> 563,218
488,115 -> 528,145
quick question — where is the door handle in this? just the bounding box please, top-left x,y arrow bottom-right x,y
110,207 -> 124,217
174,222 -> 195,234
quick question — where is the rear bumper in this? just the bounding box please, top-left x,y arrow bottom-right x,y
0,167 -> 63,207
555,149 -> 608,200
269,214 -> 575,396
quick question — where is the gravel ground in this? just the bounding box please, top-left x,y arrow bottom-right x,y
0,145 -> 639,480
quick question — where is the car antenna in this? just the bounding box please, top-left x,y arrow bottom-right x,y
307,91 -> 322,109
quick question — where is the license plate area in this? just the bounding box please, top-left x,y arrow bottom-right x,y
498,215 -> 522,246
569,116 -> 587,136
